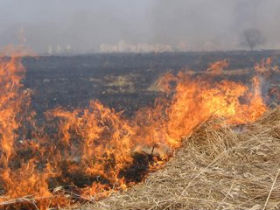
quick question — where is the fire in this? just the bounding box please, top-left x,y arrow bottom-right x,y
206,59 -> 229,75
0,56 -> 24,163
254,57 -> 279,78
0,55 -> 269,209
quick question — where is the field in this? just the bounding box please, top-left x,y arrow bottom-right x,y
22,50 -> 280,117
1,50 -> 280,210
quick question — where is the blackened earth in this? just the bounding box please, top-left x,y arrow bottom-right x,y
22,50 -> 280,119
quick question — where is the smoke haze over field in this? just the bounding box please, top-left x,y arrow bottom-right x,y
0,0 -> 279,54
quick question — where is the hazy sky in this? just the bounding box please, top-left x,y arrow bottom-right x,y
0,0 -> 279,53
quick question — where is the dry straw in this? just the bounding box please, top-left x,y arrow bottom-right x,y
73,108 -> 280,210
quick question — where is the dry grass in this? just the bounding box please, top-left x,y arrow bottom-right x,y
72,108 -> 280,210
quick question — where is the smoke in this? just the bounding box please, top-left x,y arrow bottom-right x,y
0,0 -> 152,54
0,0 -> 279,54
151,0 -> 280,51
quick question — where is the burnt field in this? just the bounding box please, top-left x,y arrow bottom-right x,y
22,50 -> 280,117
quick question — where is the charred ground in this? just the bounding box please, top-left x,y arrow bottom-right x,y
22,50 -> 280,118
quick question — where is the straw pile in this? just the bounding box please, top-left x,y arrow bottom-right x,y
74,108 -> 280,210
71,108 -> 280,210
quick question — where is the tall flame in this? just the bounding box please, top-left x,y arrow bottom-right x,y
0,57 -> 268,209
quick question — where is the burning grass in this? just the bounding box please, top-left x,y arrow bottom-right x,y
81,109 -> 280,210
0,55 -> 278,210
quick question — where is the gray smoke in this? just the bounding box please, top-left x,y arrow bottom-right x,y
0,0 -> 279,54
151,0 -> 280,51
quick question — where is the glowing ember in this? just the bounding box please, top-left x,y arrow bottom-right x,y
0,56 -> 269,209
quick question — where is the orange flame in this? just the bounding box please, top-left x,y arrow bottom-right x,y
207,59 -> 229,75
254,57 -> 279,77
0,56 -> 268,209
